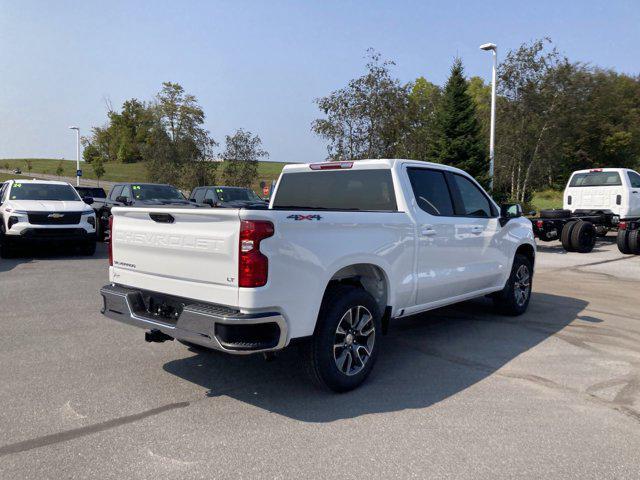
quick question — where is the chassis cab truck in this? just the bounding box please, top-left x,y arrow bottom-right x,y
100,159 -> 536,392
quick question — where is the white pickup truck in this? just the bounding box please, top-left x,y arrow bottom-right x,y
101,159 -> 535,391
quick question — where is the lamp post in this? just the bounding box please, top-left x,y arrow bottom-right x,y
69,126 -> 80,186
479,43 -> 497,191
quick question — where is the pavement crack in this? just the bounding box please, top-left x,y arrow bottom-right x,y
0,401 -> 190,457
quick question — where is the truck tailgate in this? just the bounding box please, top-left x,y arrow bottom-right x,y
109,207 -> 240,307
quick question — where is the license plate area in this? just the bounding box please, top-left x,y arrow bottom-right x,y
135,292 -> 185,324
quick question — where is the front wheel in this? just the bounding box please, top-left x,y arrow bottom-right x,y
305,285 -> 381,392
493,254 -> 533,316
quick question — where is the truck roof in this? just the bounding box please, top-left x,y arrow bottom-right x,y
282,158 -> 470,175
5,178 -> 71,186
570,168 -> 636,174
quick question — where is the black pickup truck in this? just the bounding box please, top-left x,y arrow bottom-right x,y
94,183 -> 195,240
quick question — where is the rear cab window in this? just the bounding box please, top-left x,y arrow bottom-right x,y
273,169 -> 397,211
569,171 -> 622,187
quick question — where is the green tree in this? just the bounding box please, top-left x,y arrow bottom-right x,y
92,157 -> 106,186
399,76 -> 441,160
222,129 -> 268,187
144,82 -> 218,189
25,160 -> 33,173
312,49 -> 410,160
429,59 -> 488,186
55,161 -> 64,177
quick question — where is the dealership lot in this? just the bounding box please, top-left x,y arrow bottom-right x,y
1,239 -> 639,479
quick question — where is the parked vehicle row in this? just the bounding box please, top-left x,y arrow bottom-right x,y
0,179 -> 97,258
100,159 -> 536,392
532,168 -> 640,253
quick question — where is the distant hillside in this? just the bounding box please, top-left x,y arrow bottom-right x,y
0,158 -> 290,191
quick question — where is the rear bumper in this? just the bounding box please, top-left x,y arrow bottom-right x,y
100,284 -> 288,355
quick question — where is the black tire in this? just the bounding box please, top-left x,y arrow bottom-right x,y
617,230 -> 632,254
95,216 -> 105,242
570,221 -> 596,253
540,209 -> 571,219
0,230 -> 14,259
628,230 -> 640,255
493,254 -> 533,316
81,240 -> 97,256
305,285 -> 381,393
561,221 -> 578,252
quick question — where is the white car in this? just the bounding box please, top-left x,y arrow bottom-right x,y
563,168 -> 640,219
100,159 -> 535,391
0,179 -> 97,257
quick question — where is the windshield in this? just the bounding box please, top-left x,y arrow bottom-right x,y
76,187 -> 106,198
569,171 -> 622,187
9,183 -> 80,201
131,185 -> 185,201
216,188 -> 262,203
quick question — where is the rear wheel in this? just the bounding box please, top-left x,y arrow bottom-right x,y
628,230 -> 640,255
0,229 -> 14,259
493,254 -> 533,316
570,221 -> 596,253
305,285 -> 381,392
617,230 -> 632,254
561,221 -> 578,252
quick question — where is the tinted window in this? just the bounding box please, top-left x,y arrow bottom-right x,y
451,175 -> 492,217
273,169 -> 397,211
216,187 -> 261,203
8,183 -> 80,201
569,171 -> 622,187
76,187 -> 106,198
192,188 -> 206,203
110,185 -> 123,200
628,171 -> 640,188
204,189 -> 217,201
407,168 -> 454,216
130,184 -> 183,201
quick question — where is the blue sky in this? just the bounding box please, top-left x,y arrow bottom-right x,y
1,0 -> 638,164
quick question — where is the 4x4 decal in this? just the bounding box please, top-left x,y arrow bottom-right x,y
287,214 -> 322,221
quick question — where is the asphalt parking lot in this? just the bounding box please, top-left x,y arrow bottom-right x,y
1,237 -> 639,479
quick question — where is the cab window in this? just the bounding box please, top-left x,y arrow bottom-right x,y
450,174 -> 494,218
406,168 -> 454,216
628,171 -> 640,188
110,185 -> 123,200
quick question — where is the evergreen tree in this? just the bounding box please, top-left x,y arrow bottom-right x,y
429,59 -> 489,186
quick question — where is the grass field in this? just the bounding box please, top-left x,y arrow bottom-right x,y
530,189 -> 563,211
0,172 -> 33,182
0,158 -> 290,190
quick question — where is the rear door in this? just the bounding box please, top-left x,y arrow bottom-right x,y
405,167 -> 468,305
446,173 -> 507,292
110,207 -> 241,306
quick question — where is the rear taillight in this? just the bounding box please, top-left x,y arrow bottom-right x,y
567,195 -> 572,205
619,221 -> 627,230
536,220 -> 544,228
239,220 -> 274,288
108,215 -> 114,266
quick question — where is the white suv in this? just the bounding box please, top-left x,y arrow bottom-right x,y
0,179 -> 97,257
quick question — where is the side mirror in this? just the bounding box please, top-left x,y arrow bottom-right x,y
528,210 -> 537,217
83,196 -> 94,205
115,195 -> 129,205
203,198 -> 215,207
500,203 -> 522,226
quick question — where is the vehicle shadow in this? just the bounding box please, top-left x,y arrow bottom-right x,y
163,292 -> 589,423
0,242 -> 108,273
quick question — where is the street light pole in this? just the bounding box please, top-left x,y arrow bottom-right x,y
480,43 -> 497,191
69,126 -> 80,186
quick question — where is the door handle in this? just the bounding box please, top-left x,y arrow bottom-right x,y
471,226 -> 484,234
421,226 -> 437,236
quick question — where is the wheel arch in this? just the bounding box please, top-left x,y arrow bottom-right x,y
322,263 -> 390,316
515,243 -> 535,270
